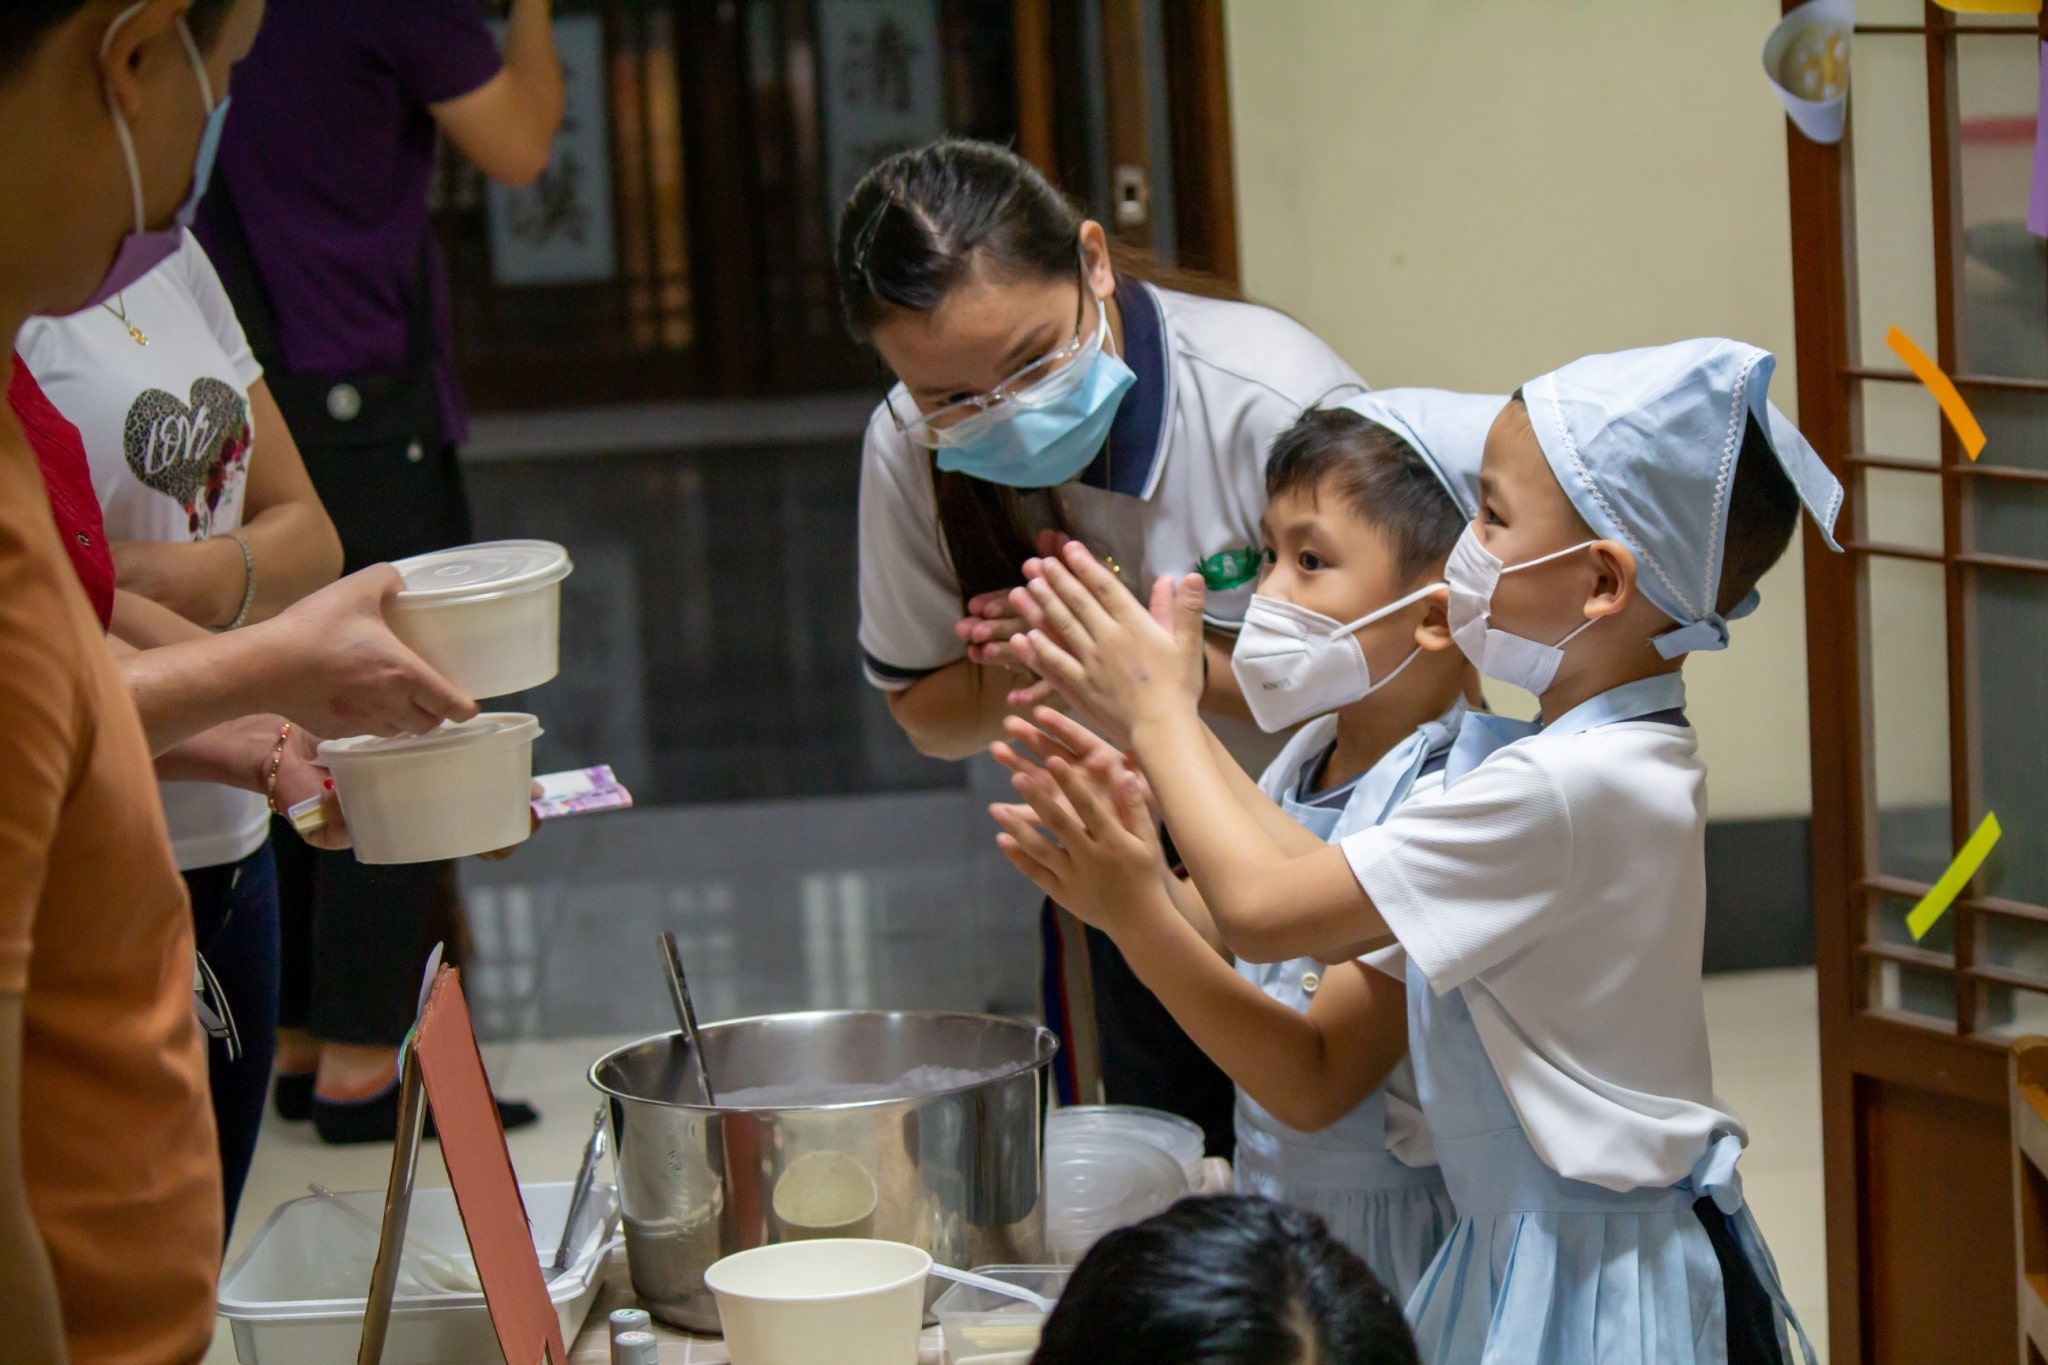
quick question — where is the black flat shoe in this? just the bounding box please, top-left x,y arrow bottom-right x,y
273,1071 -> 315,1122
312,1083 -> 542,1146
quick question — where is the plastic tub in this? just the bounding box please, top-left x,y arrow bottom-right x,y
388,540 -> 572,700
1047,1105 -> 1205,1190
934,1265 -> 1070,1365
1043,1132 -> 1188,1265
216,1181 -> 614,1365
319,714 -> 540,864
704,1238 -> 930,1365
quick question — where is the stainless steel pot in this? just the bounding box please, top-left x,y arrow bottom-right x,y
590,1009 -> 1057,1331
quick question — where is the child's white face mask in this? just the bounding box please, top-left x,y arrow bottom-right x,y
1444,527 -> 1599,696
1230,582 -> 1444,733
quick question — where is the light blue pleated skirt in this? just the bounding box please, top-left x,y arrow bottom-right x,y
1406,1204 -> 1730,1364
1233,1123 -> 1456,1308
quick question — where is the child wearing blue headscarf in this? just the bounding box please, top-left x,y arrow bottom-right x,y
994,391 -> 1500,1303
998,339 -> 1833,1365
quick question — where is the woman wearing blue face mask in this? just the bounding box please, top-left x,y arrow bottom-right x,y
838,138 -> 1365,1156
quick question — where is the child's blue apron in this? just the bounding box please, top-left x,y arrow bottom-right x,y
1235,708 -> 1461,1305
1400,677 -> 1814,1364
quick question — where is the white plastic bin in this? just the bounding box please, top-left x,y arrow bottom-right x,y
216,1181 -> 613,1364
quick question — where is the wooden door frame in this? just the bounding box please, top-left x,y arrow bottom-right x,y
1010,0 -> 1239,287
1788,3 -> 2048,1357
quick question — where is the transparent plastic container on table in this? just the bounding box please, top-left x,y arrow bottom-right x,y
934,1265 -> 1071,1365
1043,1131 -> 1188,1265
1046,1104 -> 1205,1189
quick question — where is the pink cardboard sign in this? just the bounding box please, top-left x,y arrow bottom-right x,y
415,969 -> 566,1364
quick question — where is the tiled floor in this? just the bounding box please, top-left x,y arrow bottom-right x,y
203,967 -> 1828,1363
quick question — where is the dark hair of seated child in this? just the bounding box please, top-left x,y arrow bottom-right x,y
1031,1195 -> 1420,1365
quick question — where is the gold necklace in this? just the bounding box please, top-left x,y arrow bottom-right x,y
101,293 -> 147,347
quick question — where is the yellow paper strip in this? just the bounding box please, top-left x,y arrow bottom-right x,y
1933,0 -> 2038,13
1906,812 -> 2003,941
1887,325 -> 1988,460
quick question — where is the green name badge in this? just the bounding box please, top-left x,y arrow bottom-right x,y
1198,547 -> 1261,592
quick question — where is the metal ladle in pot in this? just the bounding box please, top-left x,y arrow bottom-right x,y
658,931 -> 717,1105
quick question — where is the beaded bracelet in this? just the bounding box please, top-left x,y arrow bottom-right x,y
264,722 -> 292,814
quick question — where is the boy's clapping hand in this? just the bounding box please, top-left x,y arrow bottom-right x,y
992,707 -> 1161,828
990,743 -> 1164,936
1008,542 -> 1206,737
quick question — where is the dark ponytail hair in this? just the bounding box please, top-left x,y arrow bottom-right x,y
837,139 -> 1086,608
1033,1196 -> 1421,1365
1,0 -> 238,78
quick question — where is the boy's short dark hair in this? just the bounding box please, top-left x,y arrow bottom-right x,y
1716,413 -> 1802,616
1265,409 -> 1468,583
1033,1195 -> 1420,1365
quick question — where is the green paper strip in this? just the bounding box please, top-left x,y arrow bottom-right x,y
1906,812 -> 2002,941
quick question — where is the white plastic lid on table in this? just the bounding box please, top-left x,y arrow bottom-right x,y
391,539 -> 572,604
1046,1105 -> 1205,1191
317,713 -> 542,762
1043,1132 -> 1188,1263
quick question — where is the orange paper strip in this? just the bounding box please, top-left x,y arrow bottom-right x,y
1886,325 -> 1987,460
1933,0 -> 2038,13
415,969 -> 566,1365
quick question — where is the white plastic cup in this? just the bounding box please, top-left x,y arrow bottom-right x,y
318,714 -> 541,865
387,540 -> 572,700
703,1239 -> 929,1365
1762,0 -> 1851,146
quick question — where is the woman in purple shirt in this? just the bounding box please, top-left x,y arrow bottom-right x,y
196,0 -> 564,1144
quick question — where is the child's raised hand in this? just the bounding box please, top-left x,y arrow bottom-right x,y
1009,543 -> 1206,735
991,752 -> 1163,936
995,708 -> 1160,828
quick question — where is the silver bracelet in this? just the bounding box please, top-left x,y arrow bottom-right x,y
226,533 -> 256,630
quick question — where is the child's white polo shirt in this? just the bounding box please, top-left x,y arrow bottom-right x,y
1340,690 -> 1744,1192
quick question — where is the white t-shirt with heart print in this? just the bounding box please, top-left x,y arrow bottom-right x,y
17,230 -> 271,872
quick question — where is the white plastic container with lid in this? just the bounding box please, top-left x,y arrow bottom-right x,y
388,539 -> 572,700
703,1238 -> 930,1365
319,714 -> 541,864
1042,1131 -> 1188,1265
215,1181 -> 614,1365
1046,1105 -> 1206,1191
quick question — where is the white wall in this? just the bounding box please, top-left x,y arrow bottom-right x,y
1224,0 -> 1815,818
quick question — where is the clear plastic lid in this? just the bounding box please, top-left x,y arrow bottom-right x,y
1043,1132 -> 1187,1237
391,540 -> 572,604
317,713 -> 540,762
1046,1106 -> 1205,1189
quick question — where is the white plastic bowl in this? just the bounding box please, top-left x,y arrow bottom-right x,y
387,540 -> 572,700
319,714 -> 541,864
703,1238 -> 930,1365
